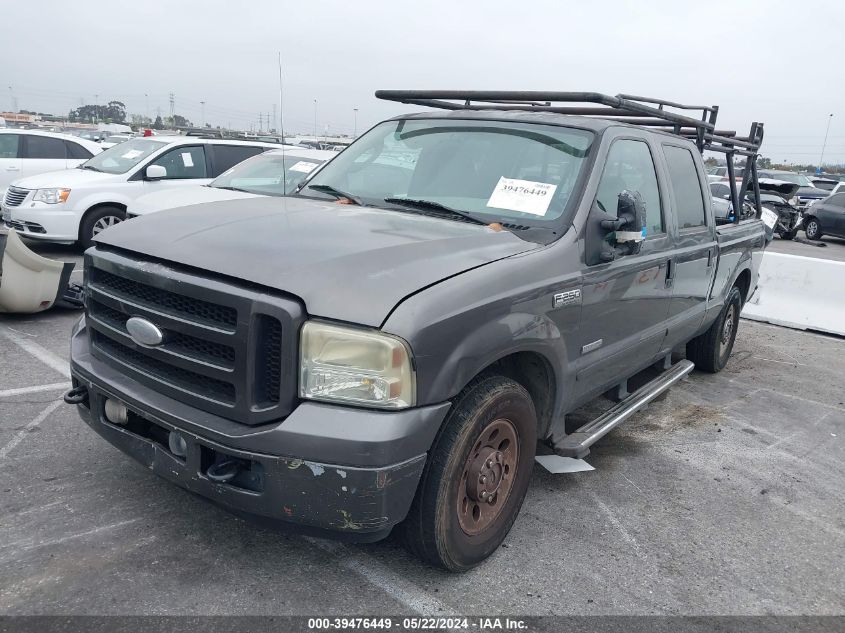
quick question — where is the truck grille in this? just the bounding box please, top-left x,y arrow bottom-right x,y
3,186 -> 29,208
85,248 -> 303,425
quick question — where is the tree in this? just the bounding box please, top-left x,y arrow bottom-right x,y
130,114 -> 152,128
67,100 -> 126,124
152,115 -> 164,130
703,156 -> 718,167
164,114 -> 193,128
757,156 -> 772,169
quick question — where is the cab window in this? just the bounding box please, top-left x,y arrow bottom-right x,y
595,139 -> 664,236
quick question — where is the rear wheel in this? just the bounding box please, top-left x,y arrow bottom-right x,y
402,376 -> 537,572
686,286 -> 742,373
79,206 -> 125,249
780,228 -> 798,240
804,217 -> 822,240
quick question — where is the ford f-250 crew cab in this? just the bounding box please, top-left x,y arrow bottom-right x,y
65,91 -> 770,571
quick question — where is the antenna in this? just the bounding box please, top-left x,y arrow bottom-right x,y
278,51 -> 287,195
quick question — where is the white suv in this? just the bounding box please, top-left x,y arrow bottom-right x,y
2,136 -> 287,247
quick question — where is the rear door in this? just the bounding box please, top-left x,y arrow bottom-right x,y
21,134 -> 68,179
0,133 -> 22,189
659,143 -> 718,350
139,144 -> 210,197
208,144 -> 266,177
575,133 -> 673,394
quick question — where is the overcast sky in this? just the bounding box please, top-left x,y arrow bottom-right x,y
6,0 -> 845,163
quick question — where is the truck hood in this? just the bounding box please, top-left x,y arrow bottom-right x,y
94,196 -> 538,327
128,185 -> 259,216
12,167 -> 119,190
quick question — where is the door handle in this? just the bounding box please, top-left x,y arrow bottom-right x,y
5,166 -> 19,171
665,259 -> 675,289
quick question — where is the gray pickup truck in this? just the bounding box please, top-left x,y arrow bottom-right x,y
66,92 -> 769,571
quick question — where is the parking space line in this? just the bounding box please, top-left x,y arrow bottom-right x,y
306,538 -> 455,615
0,327 -> 70,379
0,382 -> 71,399
588,491 -> 645,559
0,399 -> 62,460
1,518 -> 141,555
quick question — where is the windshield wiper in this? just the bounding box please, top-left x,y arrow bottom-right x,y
383,197 -> 488,225
213,185 -> 249,193
304,184 -> 363,206
79,165 -> 101,172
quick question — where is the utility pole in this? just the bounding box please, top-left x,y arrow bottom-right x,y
94,93 -> 99,123
313,99 -> 318,143
169,92 -> 175,129
353,108 -> 358,137
200,100 -> 206,127
272,104 -> 276,134
145,93 -> 150,121
278,51 -> 285,144
819,113 -> 834,173
8,86 -> 17,113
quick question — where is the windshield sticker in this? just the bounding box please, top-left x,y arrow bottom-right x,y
121,149 -> 144,160
487,177 -> 557,216
181,152 -> 195,168
289,161 -> 318,173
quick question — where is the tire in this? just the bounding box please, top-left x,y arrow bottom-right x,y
804,217 -> 822,240
79,206 -> 125,249
402,375 -> 537,572
686,286 -> 742,373
780,228 -> 798,240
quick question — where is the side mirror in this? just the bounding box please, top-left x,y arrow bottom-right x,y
585,190 -> 647,265
145,165 -> 167,180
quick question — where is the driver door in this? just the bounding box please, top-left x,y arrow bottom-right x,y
574,135 -> 673,396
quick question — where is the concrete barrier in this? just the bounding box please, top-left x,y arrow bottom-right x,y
741,251 -> 845,337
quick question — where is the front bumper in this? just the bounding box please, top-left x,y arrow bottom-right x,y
2,199 -> 81,242
70,318 -> 450,541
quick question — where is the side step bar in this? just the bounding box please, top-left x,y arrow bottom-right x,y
553,360 -> 695,459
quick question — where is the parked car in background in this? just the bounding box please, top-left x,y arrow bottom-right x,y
707,165 -> 745,182
0,129 -> 102,192
810,176 -> 839,191
127,147 -> 337,218
71,129 -> 109,142
2,136 -> 285,247
807,180 -> 845,209
757,170 -> 828,209
100,134 -> 133,149
709,178 -> 800,238
802,192 -> 845,240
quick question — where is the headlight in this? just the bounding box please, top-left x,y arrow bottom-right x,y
33,188 -> 71,204
299,321 -> 415,409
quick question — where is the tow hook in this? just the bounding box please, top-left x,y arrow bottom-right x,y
63,385 -> 89,405
206,459 -> 245,484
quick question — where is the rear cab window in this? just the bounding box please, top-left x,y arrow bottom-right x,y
663,144 -> 708,229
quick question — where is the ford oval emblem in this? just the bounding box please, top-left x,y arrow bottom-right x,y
126,317 -> 164,347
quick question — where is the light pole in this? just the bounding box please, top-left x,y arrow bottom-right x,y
353,108 -> 358,137
819,113 -> 834,173
313,99 -> 318,144
200,101 -> 206,127
145,93 -> 149,121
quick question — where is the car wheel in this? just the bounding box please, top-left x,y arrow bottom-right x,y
79,206 -> 125,249
402,375 -> 537,572
804,217 -> 822,240
686,286 -> 742,373
780,228 -> 798,240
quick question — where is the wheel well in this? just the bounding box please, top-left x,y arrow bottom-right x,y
79,203 -> 127,241
477,352 -> 556,436
734,268 -> 751,304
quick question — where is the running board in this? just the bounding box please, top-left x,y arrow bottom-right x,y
553,360 -> 695,459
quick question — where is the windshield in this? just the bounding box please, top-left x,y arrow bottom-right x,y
81,138 -> 167,174
211,152 -> 327,196
297,119 -> 594,227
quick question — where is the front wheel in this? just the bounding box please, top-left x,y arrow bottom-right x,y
79,206 -> 125,249
804,217 -> 822,240
780,227 -> 798,240
402,376 -> 537,572
686,286 -> 742,373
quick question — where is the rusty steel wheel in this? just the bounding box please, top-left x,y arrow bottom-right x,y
457,418 -> 519,535
402,375 -> 537,572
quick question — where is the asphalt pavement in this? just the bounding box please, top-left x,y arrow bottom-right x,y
0,234 -> 843,617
